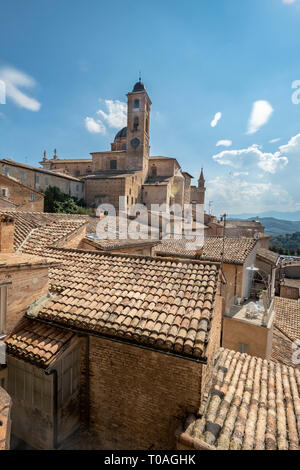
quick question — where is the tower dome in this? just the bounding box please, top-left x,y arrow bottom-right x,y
132,80 -> 145,93
114,127 -> 127,141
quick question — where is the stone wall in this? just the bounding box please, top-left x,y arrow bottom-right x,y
46,159 -> 93,178
0,161 -> 84,200
0,265 -> 49,334
87,336 -> 203,450
91,152 -> 126,172
222,316 -> 274,359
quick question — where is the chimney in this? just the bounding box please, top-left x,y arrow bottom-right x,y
0,215 -> 15,253
195,247 -> 204,258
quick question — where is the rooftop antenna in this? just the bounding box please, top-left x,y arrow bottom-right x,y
220,213 -> 227,271
139,70 -> 142,83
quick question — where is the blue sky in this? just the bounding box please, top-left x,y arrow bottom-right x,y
1,0 -> 300,215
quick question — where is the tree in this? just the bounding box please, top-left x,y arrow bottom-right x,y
43,186 -> 93,215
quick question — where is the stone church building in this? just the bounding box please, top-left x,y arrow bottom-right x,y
40,80 -> 205,211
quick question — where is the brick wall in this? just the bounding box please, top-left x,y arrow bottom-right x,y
200,292 -> 222,402
86,336 -> 203,450
0,266 -> 49,334
56,225 -> 86,250
0,175 -> 44,212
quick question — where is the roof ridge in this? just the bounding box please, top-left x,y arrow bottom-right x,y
42,245 -> 222,266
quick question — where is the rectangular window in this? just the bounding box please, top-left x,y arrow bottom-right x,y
110,160 -> 117,170
0,286 -> 8,335
21,171 -> 25,182
45,177 -> 49,186
53,179 -> 56,187
2,188 -> 8,197
134,99 -> 140,110
35,174 -> 40,184
4,167 -> 9,177
30,194 -> 35,201
76,184 -> 79,192
238,342 -> 249,354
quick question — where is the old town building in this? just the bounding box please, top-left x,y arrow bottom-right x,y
0,211 -> 223,450
0,158 -> 84,201
39,80 -> 205,211
0,210 -> 298,450
0,174 -> 44,211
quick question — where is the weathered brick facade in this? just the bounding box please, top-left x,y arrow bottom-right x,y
87,336 -> 203,450
0,174 -> 44,212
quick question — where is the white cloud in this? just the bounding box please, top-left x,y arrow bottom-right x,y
279,133 -> 300,157
246,100 -> 273,135
96,99 -> 127,129
210,112 -> 222,128
232,171 -> 249,177
269,138 -> 281,144
207,175 -> 293,214
282,0 -> 296,4
0,66 -> 41,111
85,117 -> 106,134
216,139 -> 232,147
212,144 -> 288,174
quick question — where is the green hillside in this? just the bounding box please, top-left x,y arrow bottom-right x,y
250,217 -> 300,236
270,232 -> 300,256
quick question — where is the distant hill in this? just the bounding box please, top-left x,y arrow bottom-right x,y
228,216 -> 300,237
228,210 -> 300,222
270,232 -> 300,256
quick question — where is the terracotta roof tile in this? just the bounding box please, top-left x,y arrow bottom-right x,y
4,317 -> 74,368
24,247 -> 221,360
257,248 -> 280,265
186,349 -> 300,450
274,297 -> 300,342
154,237 -> 257,265
0,210 -> 87,251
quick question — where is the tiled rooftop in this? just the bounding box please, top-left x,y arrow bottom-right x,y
154,237 -> 257,265
4,317 -> 74,368
0,210 -> 87,251
257,248 -> 280,265
184,348 -> 300,450
0,158 -> 82,181
271,326 -> 297,368
84,236 -> 160,251
25,247 -> 221,360
274,297 -> 300,343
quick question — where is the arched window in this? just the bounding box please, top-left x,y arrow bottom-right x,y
133,116 -> 139,131
134,99 -> 140,109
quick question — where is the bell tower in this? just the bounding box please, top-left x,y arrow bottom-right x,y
198,168 -> 206,205
125,78 -> 151,174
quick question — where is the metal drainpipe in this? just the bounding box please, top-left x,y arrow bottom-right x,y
46,368 -> 58,449
234,265 -> 238,298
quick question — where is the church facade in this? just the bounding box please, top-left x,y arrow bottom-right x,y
40,80 -> 205,211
